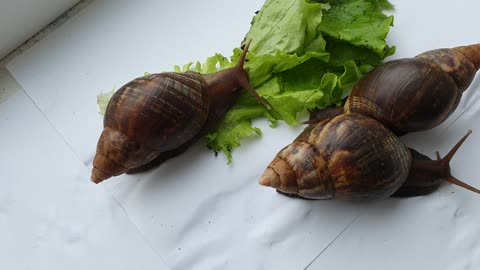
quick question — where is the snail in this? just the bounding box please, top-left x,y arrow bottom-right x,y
345,43 -> 480,134
91,40 -> 270,184
258,113 -> 478,200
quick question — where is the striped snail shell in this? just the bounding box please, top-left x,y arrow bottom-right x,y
345,44 -> 480,134
91,40 -> 269,183
259,113 -> 411,200
91,72 -> 209,183
261,111 -> 480,199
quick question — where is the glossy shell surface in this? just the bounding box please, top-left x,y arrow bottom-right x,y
345,45 -> 480,133
345,58 -> 461,133
104,72 -> 209,151
259,113 -> 412,200
91,71 -> 209,183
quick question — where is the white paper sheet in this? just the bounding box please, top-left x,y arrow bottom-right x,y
6,0 -> 363,268
0,91 -> 170,269
6,0 -> 480,269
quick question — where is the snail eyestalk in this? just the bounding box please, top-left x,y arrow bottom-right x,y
447,176 -> 480,194
393,130 -> 478,197
203,39 -> 271,110
236,39 -> 271,110
438,130 -> 480,194
440,130 -> 472,166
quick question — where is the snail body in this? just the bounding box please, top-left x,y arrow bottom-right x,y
345,44 -> 480,134
393,130 -> 480,197
91,41 -> 269,183
259,113 -> 478,200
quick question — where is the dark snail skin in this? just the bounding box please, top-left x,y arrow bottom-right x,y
302,106 -> 344,125
91,40 -> 270,183
345,44 -> 480,134
393,130 -> 480,197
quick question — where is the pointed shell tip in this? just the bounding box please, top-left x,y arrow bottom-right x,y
258,168 -> 276,187
90,174 -> 103,184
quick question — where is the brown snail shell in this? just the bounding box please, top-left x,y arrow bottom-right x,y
345,44 -> 480,134
91,41 -> 269,184
258,113 -> 411,200
91,72 -> 209,183
263,109 -> 480,199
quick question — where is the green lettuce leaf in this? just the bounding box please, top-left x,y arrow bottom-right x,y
319,0 -> 395,57
97,0 -> 395,163
244,0 -> 328,55
205,120 -> 262,163
204,0 -> 394,162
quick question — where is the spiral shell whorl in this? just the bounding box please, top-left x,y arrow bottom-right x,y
453,44 -> 480,70
259,114 -> 412,200
414,44 -> 480,92
105,72 -> 209,151
91,127 -> 159,183
91,71 -> 210,183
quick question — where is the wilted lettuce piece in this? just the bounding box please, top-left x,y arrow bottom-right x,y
205,120 -> 262,164
97,89 -> 115,115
